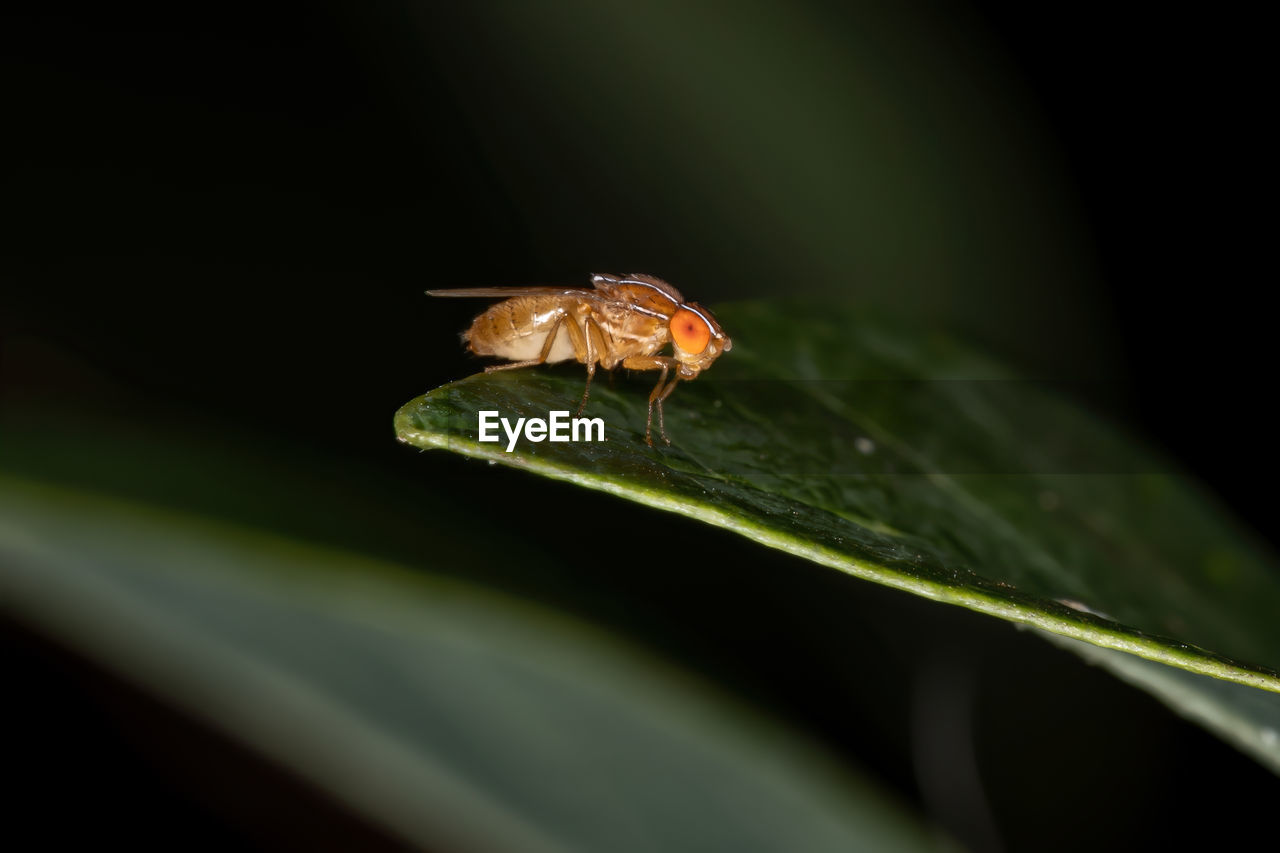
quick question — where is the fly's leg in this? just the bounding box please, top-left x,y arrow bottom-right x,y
646,364 -> 669,445
575,315 -> 613,416
483,311 -> 567,373
653,373 -> 681,445
561,312 -> 596,415
622,355 -> 679,446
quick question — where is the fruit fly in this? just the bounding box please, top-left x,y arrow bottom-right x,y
428,273 -> 732,445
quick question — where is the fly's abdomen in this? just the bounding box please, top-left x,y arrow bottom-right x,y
465,296 -> 579,363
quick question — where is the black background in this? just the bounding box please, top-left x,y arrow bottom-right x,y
3,2 -> 1274,850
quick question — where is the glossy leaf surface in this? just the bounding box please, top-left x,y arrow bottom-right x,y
397,301 -> 1280,769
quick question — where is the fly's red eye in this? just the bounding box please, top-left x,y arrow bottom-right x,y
670,308 -> 711,353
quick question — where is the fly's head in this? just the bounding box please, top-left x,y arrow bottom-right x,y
668,302 -> 732,379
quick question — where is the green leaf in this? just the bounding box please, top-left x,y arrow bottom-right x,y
396,301 -> 1280,769
0,476 -> 949,851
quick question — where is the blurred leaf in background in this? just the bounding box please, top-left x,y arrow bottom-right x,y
3,477 -> 951,852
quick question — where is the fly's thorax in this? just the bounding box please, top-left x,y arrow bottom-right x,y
591,273 -> 686,316
590,299 -> 670,367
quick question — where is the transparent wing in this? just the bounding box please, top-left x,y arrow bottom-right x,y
426,287 -> 592,298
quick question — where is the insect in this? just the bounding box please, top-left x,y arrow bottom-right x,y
428,273 -> 732,445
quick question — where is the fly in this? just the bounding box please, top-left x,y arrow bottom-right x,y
428,273 -> 732,446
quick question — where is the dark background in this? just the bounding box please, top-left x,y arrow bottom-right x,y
3,2 -> 1274,850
